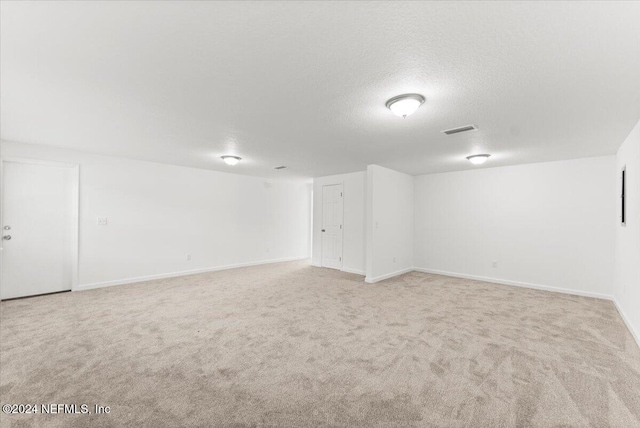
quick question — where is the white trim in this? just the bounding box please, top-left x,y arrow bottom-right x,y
413,267 -> 613,300
612,298 -> 640,349
0,157 -> 80,296
365,267 -> 413,284
410,267 -> 639,348
620,164 -> 626,227
341,267 -> 365,276
76,256 -> 310,291
69,165 -> 80,291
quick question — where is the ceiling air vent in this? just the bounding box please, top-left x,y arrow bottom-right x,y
441,124 -> 478,135
274,166 -> 287,170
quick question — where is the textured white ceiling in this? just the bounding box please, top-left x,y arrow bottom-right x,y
2,1 -> 639,178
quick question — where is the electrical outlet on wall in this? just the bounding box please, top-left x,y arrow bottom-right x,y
492,261 -> 498,268
393,257 -> 397,263
186,253 -> 191,261
97,217 -> 108,225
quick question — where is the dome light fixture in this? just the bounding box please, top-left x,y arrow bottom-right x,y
221,155 -> 241,166
466,154 -> 490,165
385,93 -> 425,118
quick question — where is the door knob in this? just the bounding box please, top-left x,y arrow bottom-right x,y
3,235 -> 11,240
322,229 -> 325,232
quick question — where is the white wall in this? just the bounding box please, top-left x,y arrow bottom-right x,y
1,141 -> 312,289
414,156 -> 616,298
311,171 -> 366,275
614,119 -> 640,344
366,165 -> 414,282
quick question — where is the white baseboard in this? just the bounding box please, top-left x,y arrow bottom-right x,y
612,298 -> 640,349
341,267 -> 366,276
72,259 -> 640,350
413,267 -> 639,349
311,263 -> 364,276
76,256 -> 310,291
413,267 -> 614,300
365,267 -> 413,284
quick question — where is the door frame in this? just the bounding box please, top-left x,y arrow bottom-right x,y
0,157 -> 80,297
320,182 -> 344,269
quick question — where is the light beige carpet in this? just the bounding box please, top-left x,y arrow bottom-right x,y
1,260 -> 639,427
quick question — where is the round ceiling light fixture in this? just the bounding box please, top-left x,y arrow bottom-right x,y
385,93 -> 425,118
221,155 -> 241,166
466,154 -> 490,165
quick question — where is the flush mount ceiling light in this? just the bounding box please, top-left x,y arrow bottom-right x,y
385,93 -> 425,118
466,154 -> 490,165
221,155 -> 241,166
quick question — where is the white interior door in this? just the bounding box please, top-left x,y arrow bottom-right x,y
1,159 -> 78,299
321,184 -> 343,269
